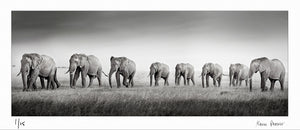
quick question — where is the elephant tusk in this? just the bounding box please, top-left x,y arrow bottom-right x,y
16,71 -> 21,77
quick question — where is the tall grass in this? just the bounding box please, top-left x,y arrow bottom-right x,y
12,68 -> 288,116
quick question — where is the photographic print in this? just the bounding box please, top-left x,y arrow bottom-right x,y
11,11 -> 288,116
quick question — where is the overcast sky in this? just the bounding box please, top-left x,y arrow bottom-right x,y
12,11 -> 288,73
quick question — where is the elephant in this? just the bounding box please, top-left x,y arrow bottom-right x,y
229,63 -> 249,87
248,57 -> 285,92
17,53 -> 60,91
66,54 -> 107,88
149,62 -> 170,86
201,63 -> 223,87
175,63 -> 195,86
109,56 -> 136,88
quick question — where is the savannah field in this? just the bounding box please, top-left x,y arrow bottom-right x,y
11,67 -> 288,116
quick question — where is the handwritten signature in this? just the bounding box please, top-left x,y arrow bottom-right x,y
14,118 -> 25,129
257,120 -> 284,127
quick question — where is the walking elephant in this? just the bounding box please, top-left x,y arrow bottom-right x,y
66,54 -> 106,88
149,62 -> 169,86
17,53 -> 60,91
229,63 -> 249,87
201,63 -> 223,87
248,57 -> 285,92
109,56 -> 136,88
175,63 -> 195,86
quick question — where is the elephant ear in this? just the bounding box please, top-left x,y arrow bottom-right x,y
209,64 -> 214,73
78,55 -> 88,67
258,64 -> 266,72
29,54 -> 42,69
154,63 -> 160,71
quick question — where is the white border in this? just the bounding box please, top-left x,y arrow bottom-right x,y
1,0 -> 300,129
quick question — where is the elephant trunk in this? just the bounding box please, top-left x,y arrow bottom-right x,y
21,72 -> 27,91
150,74 -> 153,86
108,68 -> 115,88
249,78 -> 252,91
68,63 -> 77,88
175,70 -> 179,85
70,73 -> 74,88
201,73 -> 205,88
229,71 -> 232,86
248,69 -> 254,92
149,69 -> 155,86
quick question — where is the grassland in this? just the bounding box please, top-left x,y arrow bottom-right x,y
11,68 -> 288,116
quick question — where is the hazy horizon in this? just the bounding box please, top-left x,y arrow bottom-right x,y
12,11 -> 288,73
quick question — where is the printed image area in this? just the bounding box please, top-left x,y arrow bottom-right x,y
11,11 -> 288,116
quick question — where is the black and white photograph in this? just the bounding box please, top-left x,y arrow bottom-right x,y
1,0 -> 300,129
11,11 -> 288,116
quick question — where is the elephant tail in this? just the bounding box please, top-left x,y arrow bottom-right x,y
102,71 -> 108,77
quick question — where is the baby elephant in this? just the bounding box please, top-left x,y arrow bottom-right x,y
17,53 -> 60,91
175,63 -> 195,86
201,63 -> 223,87
149,62 -> 170,86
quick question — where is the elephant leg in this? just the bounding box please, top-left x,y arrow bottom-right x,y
183,74 -> 187,86
72,69 -> 80,87
238,72 -> 242,87
270,79 -> 275,91
191,75 -> 195,86
218,76 -> 222,87
129,72 -> 135,87
54,69 -> 61,88
154,73 -> 159,86
178,76 -> 181,85
245,79 -> 248,87
156,72 -> 162,86
260,72 -> 268,92
88,75 -> 95,87
129,75 -> 133,86
97,71 -> 102,87
51,78 -> 56,90
213,77 -> 217,87
33,81 -> 37,90
40,77 -> 45,89
206,75 -> 209,87
81,71 -> 88,88
130,77 -> 134,87
46,78 -> 50,90
116,71 -> 121,88
28,71 -> 39,91
26,76 -> 30,90
122,73 -> 129,88
191,77 -> 195,86
187,78 -> 190,86
128,75 -> 134,87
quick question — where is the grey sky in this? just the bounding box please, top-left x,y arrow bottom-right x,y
12,11 -> 288,73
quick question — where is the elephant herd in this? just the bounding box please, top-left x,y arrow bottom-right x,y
17,53 -> 286,92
